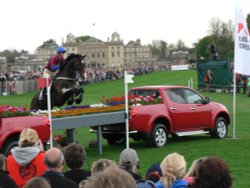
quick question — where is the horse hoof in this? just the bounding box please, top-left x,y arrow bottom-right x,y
75,99 -> 82,104
67,100 -> 74,105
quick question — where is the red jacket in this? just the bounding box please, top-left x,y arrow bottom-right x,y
6,151 -> 47,188
45,55 -> 65,71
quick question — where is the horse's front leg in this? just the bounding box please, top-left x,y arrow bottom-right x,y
75,87 -> 84,104
66,88 -> 78,105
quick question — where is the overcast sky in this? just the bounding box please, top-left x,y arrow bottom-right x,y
0,0 -> 249,53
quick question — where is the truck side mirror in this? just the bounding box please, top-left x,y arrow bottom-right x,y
202,97 -> 210,104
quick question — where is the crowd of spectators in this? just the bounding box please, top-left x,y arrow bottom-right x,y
0,128 -> 233,188
0,63 -> 168,95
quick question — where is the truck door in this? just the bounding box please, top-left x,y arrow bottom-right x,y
183,88 -> 212,129
165,88 -> 190,131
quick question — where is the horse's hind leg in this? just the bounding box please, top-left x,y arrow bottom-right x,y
67,94 -> 75,105
75,88 -> 84,104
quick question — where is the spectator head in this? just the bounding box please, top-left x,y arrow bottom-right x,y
186,157 -> 206,177
24,177 -> 51,188
44,147 -> 64,172
119,148 -> 139,173
194,156 -> 232,188
18,128 -> 40,147
84,165 -> 136,188
91,159 -> 116,175
160,152 -> 186,188
79,180 -> 87,188
63,143 -> 86,169
145,163 -> 162,183
0,154 -> 6,170
136,180 -> 156,188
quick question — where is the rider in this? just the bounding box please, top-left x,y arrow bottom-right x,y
39,46 -> 67,100
43,46 -> 67,78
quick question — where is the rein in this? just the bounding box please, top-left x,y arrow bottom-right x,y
56,77 -> 76,81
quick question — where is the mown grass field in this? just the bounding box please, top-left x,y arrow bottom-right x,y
1,70 -> 250,187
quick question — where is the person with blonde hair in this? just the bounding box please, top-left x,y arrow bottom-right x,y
6,128 -> 47,188
24,177 -> 51,188
155,152 -> 188,188
91,158 -> 116,175
84,165 -> 137,188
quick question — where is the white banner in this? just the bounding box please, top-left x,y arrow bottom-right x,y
234,3 -> 250,75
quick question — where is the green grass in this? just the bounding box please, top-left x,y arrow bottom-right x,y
1,70 -> 250,187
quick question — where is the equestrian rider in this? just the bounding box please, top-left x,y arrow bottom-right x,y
43,46 -> 67,78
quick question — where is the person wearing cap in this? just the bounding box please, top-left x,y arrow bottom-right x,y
119,148 -> 142,180
145,164 -> 162,183
43,46 -> 67,79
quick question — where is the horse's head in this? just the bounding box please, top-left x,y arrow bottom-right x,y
62,53 -> 87,78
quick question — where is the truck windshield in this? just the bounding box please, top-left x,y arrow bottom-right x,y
129,90 -> 160,98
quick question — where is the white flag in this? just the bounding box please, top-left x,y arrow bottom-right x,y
234,4 -> 250,75
124,71 -> 134,83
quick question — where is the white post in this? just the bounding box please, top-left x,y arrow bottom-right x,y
124,71 -> 130,149
124,71 -> 134,149
46,77 -> 53,148
191,78 -> 193,89
233,70 -> 236,139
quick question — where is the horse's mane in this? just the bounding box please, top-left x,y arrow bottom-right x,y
59,53 -> 80,71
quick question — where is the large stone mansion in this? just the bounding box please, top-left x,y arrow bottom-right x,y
3,32 -> 193,72
36,32 -> 157,69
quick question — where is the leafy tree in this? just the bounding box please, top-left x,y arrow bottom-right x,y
247,13 -> 250,29
39,39 -> 58,48
175,39 -> 187,51
195,36 -> 213,60
195,18 -> 234,60
150,40 -> 167,59
75,36 -> 91,43
0,50 -> 22,63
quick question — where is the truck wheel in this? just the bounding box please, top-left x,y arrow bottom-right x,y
212,117 -> 228,138
149,123 -> 168,147
106,135 -> 125,145
1,139 -> 18,156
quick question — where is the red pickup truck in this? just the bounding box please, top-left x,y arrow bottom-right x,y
101,85 -> 230,147
0,116 -> 50,155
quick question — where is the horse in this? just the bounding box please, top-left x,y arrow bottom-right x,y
30,53 -> 86,111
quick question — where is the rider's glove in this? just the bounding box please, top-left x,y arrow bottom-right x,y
51,65 -> 59,72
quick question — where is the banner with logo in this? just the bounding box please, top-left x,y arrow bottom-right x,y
234,4 -> 250,75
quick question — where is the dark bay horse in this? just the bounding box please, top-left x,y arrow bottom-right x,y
30,53 -> 86,110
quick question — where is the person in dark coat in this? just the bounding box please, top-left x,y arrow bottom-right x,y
0,154 -> 17,188
63,143 -> 90,184
41,147 -> 78,188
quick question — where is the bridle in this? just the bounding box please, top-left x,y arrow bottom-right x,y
56,55 -> 85,81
